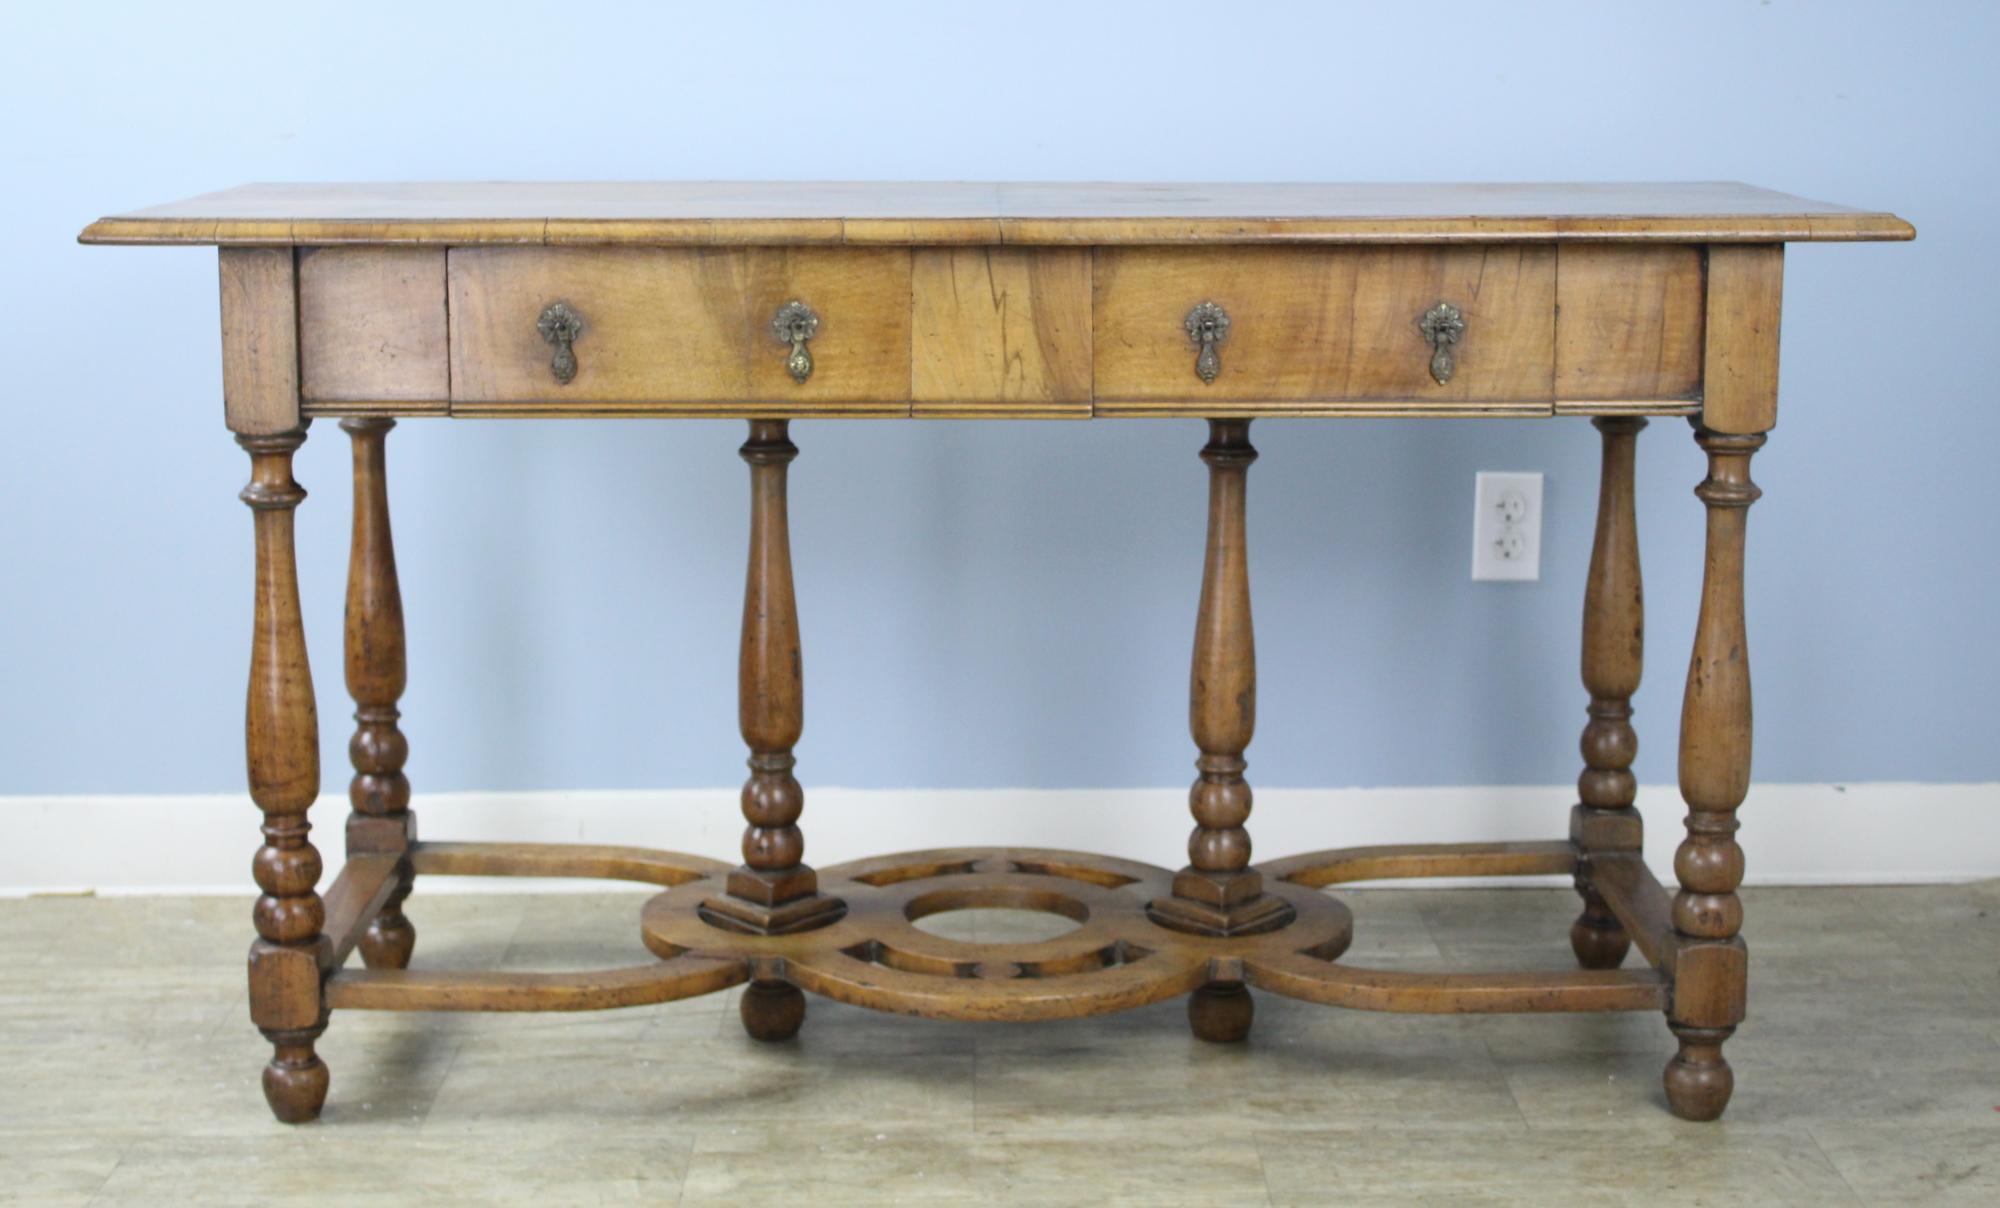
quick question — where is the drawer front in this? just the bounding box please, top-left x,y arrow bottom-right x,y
448,247 -> 912,413
298,247 -> 450,412
1554,245 -> 1705,411
1093,246 -> 1556,412
911,248 -> 1093,417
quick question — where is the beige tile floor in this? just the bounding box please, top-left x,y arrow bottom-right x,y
2,882 -> 1996,1206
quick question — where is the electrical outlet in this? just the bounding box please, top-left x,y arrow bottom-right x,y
1472,471 -> 1543,581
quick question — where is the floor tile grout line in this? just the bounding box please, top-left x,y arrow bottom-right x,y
969,906 -> 986,1138
674,1128 -> 697,1207
1251,1132 -> 1278,1207
404,1036 -> 466,1138
1487,1035 -> 1537,1131
489,898 -> 536,972
384,896 -> 534,1136
1802,1124 -> 1870,1205
971,1032 -> 983,1136
80,1132 -> 144,1208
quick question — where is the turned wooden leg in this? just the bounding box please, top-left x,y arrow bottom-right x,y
1664,423 -> 1765,1121
1187,980 -> 1255,1043
1148,420 -> 1294,1038
239,429 -> 331,1124
700,421 -> 843,1038
739,978 -> 809,1042
1570,417 -> 1646,970
340,418 -> 416,970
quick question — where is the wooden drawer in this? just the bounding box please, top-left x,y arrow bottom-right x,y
1092,246 -> 1557,414
911,248 -> 1093,417
448,247 -> 912,414
291,241 -> 1709,422
1554,245 -> 1705,413
298,247 -> 450,413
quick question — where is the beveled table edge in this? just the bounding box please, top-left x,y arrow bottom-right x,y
78,212 -> 1916,247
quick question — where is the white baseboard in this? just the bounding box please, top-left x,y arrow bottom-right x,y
2,782 -> 1994,896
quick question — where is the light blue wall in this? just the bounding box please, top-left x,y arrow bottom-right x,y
1,2 -> 1991,795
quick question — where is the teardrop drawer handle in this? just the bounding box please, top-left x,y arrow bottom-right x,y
537,301 -> 585,385
771,299 -> 819,384
1184,300 -> 1230,384
1419,300 -> 1464,385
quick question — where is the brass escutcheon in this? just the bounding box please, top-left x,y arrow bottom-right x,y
1184,300 -> 1230,384
1418,300 -> 1464,385
771,299 -> 819,384
536,301 -> 585,385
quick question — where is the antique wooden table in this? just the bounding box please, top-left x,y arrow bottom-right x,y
81,183 -> 1912,1125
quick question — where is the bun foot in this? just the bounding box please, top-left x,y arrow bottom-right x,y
1188,981 -> 1254,1043
261,1035 -> 329,1124
1664,1025 -> 1735,1121
1569,900 -> 1632,971
358,911 -> 416,970
740,979 -> 806,1042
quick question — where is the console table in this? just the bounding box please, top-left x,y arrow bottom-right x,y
80,182 -> 1912,1125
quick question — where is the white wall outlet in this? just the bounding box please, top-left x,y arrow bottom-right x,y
1472,471 -> 1543,581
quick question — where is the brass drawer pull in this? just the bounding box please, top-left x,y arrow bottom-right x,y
1419,300 -> 1464,385
772,299 -> 819,384
536,301 -> 585,385
1184,300 -> 1230,384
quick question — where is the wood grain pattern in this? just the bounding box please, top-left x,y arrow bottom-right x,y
448,247 -> 911,412
911,248 -> 1091,416
409,841 -> 727,885
1148,421 -> 1295,958
1181,420 -> 1261,897
299,249 -> 448,409
81,181 -> 1915,246
1665,425 -> 1765,1122
1092,246 -> 1556,410
651,848 -> 1320,1024
320,853 -> 401,971
237,429 -> 329,1124
1700,245 -> 1785,433
1259,841 -> 1577,888
1246,955 -> 1665,1014
701,421 -> 846,988
326,958 -> 747,1012
340,418 -> 417,971
344,842 -> 1661,1023
1569,416 -> 1648,971
219,249 -> 300,434
1590,852 -> 1674,970
1555,246 -> 1704,406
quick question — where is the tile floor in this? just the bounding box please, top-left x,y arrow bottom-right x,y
1,882 -> 1995,1206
